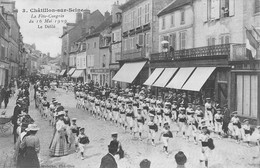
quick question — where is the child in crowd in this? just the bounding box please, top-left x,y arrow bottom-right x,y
77,127 -> 90,160
70,118 -> 79,151
159,122 -> 173,155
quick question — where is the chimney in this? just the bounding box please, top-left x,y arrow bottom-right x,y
83,9 -> 90,21
104,11 -> 110,20
13,9 -> 18,19
76,12 -> 82,23
111,1 -> 121,23
63,26 -> 67,33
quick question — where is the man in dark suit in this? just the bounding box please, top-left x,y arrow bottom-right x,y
12,100 -> 22,143
99,143 -> 118,168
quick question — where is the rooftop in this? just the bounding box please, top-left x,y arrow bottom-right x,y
157,0 -> 192,17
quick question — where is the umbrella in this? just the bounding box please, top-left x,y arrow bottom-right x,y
161,40 -> 169,44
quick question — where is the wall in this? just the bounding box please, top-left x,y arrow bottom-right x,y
193,0 -> 244,48
158,4 -> 193,52
76,52 -> 87,69
121,0 -> 153,58
86,36 -> 100,68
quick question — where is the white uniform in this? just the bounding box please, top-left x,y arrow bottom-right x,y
214,113 -> 223,133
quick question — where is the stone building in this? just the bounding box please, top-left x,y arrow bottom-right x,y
148,0 -> 260,124
1,0 -> 21,79
60,9 -> 104,72
0,5 -> 10,86
113,0 -> 172,88
109,1 -> 122,87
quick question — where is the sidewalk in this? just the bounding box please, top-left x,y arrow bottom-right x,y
0,91 -> 19,168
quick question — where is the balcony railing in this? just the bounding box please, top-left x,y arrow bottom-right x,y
120,48 -> 146,61
151,44 -> 234,61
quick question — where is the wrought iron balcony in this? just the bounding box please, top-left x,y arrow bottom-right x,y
150,44 -> 242,61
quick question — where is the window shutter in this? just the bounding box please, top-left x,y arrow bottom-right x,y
214,0 -> 220,19
202,0 -> 208,22
229,0 -> 235,16
225,35 -> 230,44
139,34 -> 144,46
212,37 -> 216,45
207,37 -> 211,46
220,36 -> 224,44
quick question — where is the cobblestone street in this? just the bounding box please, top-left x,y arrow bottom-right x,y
1,88 -> 260,168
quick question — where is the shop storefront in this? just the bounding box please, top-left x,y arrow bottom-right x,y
229,60 -> 260,125
90,68 -> 110,87
71,69 -> 85,83
112,61 -> 149,89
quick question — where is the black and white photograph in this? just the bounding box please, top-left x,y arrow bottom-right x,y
0,0 -> 260,167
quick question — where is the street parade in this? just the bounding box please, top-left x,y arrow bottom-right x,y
1,0 -> 260,168
0,76 -> 258,168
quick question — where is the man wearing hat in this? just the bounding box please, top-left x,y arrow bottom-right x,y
110,132 -> 124,159
12,100 -> 22,143
214,108 -> 223,139
204,98 -> 213,128
222,104 -> 231,136
99,142 -> 118,168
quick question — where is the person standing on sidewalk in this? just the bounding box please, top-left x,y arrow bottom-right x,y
19,124 -> 40,168
49,111 -> 69,157
3,86 -> 11,108
99,143 -> 118,168
12,99 -> 23,143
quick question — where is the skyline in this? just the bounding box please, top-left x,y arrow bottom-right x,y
15,0 -> 125,57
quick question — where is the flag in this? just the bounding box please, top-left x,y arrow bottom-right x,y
246,30 -> 259,59
252,25 -> 260,39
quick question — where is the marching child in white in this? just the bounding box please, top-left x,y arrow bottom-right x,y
77,127 -> 90,160
159,122 -> 173,155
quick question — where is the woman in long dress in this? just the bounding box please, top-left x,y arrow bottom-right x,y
49,111 -> 69,157
18,124 -> 40,168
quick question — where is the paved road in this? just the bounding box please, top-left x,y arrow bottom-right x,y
1,88 -> 260,168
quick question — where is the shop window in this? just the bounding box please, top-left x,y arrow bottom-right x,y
236,75 -> 258,118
